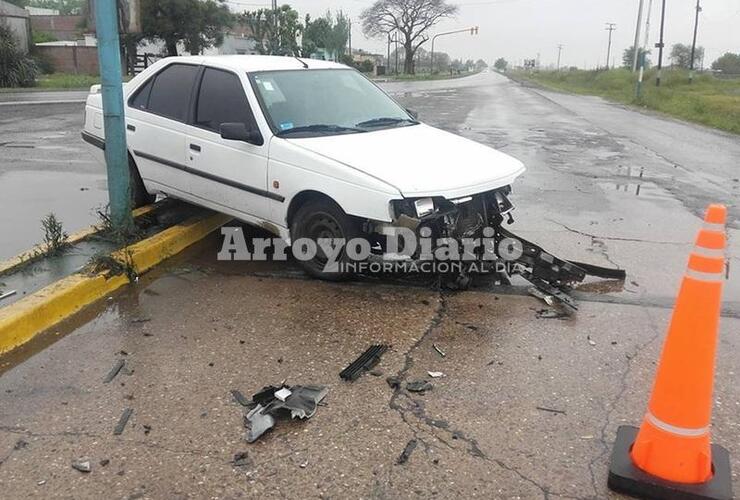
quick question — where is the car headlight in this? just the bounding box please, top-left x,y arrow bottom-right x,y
413,198 -> 435,218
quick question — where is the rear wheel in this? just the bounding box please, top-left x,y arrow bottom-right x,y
129,155 -> 155,208
290,198 -> 361,281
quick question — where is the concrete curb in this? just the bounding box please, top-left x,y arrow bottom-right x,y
0,204 -> 157,276
0,211 -> 232,355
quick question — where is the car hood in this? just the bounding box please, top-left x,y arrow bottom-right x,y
285,123 -> 525,199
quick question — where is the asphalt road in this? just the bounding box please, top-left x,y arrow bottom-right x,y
0,72 -> 738,499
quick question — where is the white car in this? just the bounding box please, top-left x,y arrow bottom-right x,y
83,55 -> 533,282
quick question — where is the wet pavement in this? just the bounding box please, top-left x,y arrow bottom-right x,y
0,101 -> 107,260
0,72 -> 738,498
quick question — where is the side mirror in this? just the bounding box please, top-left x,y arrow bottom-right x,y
406,108 -> 419,120
220,122 -> 261,144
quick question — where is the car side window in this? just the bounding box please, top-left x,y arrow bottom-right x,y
144,64 -> 199,122
195,67 -> 256,133
129,78 -> 153,110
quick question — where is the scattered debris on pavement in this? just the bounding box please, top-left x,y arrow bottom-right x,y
386,376 -> 401,389
231,389 -> 253,408
427,371 -> 445,378
103,359 -> 126,384
232,452 -> 251,468
240,384 -> 329,443
536,406 -> 566,415
0,290 -> 17,302
406,380 -> 433,393
113,408 -> 133,435
396,439 -> 418,465
71,458 -> 92,473
432,344 -> 446,358
339,344 -> 389,381
534,308 -> 569,319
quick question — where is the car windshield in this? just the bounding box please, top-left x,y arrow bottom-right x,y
250,69 -> 417,137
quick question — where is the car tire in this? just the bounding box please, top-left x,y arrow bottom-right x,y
129,155 -> 155,208
290,198 -> 361,281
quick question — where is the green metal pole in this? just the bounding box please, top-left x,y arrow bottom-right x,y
94,0 -> 132,231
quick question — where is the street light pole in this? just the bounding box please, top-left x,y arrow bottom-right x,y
689,0 -> 702,83
430,26 -> 479,74
631,0 -> 645,72
94,0 -> 132,231
605,23 -> 616,70
655,0 -> 666,86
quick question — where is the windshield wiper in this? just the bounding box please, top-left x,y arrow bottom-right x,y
355,117 -> 419,128
276,124 -> 364,137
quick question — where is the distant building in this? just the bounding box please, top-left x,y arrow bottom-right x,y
25,6 -> 59,15
0,0 -> 30,53
29,14 -> 85,41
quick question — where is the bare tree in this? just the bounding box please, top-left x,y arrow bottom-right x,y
361,0 -> 457,74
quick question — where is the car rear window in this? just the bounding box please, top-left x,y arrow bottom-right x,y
195,68 -> 256,132
145,64 -> 199,122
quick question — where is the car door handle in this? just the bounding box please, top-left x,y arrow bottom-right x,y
189,144 -> 201,152
126,124 -> 136,132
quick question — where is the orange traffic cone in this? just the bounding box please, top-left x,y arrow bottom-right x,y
608,204 -> 733,500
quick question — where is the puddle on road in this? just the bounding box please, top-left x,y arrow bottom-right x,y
0,170 -> 107,260
598,180 -> 674,200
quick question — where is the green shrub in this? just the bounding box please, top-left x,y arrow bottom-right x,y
0,24 -> 39,87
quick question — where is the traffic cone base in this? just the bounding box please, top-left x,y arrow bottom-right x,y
608,425 -> 733,500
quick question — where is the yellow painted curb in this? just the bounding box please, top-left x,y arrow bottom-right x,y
0,211 -> 232,355
0,204 -> 157,276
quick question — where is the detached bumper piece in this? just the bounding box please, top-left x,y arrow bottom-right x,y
339,344 -> 389,381
243,384 -> 329,443
496,226 -> 626,313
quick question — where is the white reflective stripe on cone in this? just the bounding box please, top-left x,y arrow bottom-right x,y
703,222 -> 725,232
646,411 -> 710,437
693,246 -> 725,258
686,268 -> 724,282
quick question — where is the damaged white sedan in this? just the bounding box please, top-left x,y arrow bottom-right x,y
83,55 -> 622,301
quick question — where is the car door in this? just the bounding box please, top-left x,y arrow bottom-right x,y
185,66 -> 271,221
126,63 -> 200,198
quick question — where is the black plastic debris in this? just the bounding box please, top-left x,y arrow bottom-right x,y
386,376 -> 401,389
339,345 -> 389,381
103,359 -> 125,384
397,439 -> 418,465
232,451 -> 251,467
241,384 -> 329,443
114,408 -> 133,435
535,308 -> 569,320
231,389 -> 253,408
406,380 -> 433,393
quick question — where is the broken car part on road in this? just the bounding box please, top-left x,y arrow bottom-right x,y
383,186 -> 626,311
241,384 -> 329,443
339,344 -> 389,381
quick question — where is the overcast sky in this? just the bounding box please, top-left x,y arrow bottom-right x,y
226,0 -> 739,68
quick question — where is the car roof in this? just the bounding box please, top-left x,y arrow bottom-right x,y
166,54 -> 348,73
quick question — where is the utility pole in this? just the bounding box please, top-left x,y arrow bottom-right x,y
655,0 -> 666,86
557,44 -> 563,71
94,0 -> 132,231
632,0 -> 645,72
689,0 -> 702,83
347,18 -> 352,61
605,23 -> 616,70
636,0 -> 654,98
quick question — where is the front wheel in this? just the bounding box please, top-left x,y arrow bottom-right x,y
290,199 -> 361,281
